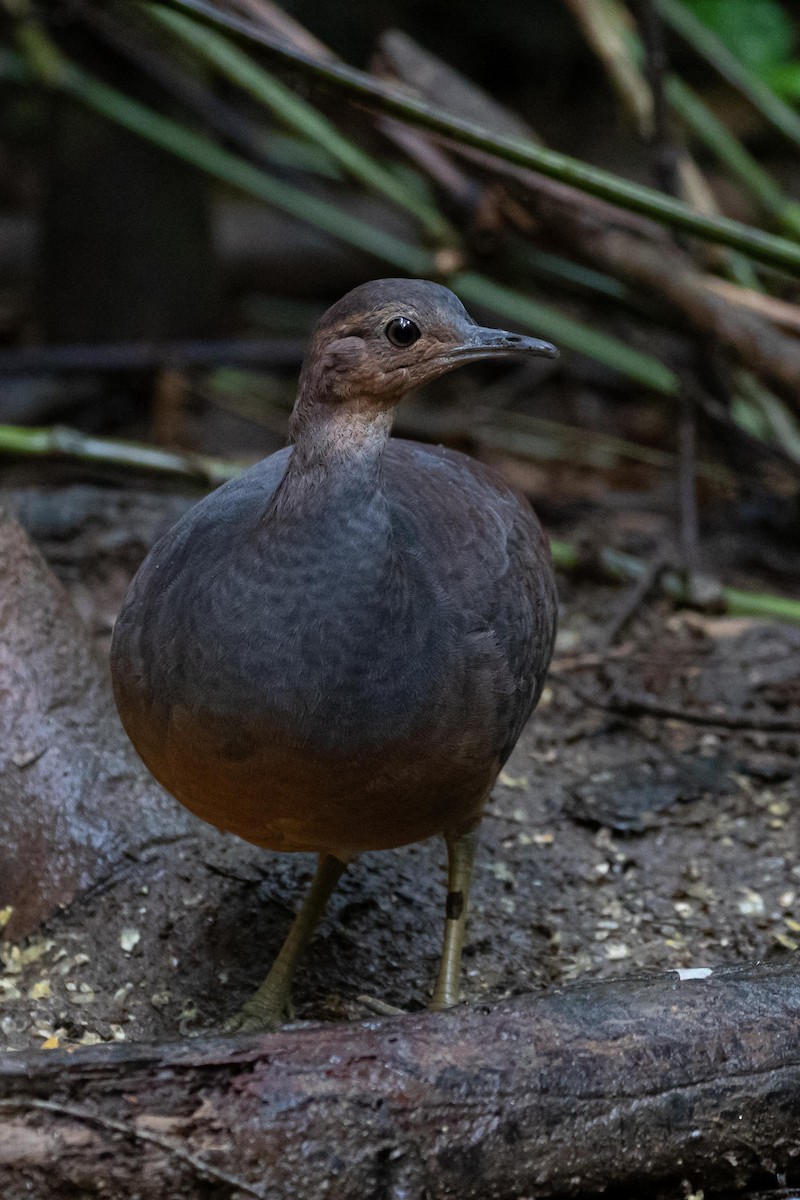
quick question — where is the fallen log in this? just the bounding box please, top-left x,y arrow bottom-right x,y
1,956 -> 798,1199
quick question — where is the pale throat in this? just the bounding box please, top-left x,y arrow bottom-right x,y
288,393 -> 394,475
269,395 -> 395,533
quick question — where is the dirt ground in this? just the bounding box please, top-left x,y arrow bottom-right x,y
1,469 -> 798,1056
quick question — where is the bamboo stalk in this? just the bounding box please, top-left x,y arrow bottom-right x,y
0,423 -> 242,486
9,36 -> 682,395
167,0 -> 800,275
563,0 -> 800,249
147,4 -> 458,247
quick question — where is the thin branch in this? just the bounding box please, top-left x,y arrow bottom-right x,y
561,0 -> 759,284
702,278 -> 800,334
554,674 -> 800,733
635,0 -> 679,193
595,545 -> 670,649
677,389 -> 701,573
633,1 -> 702,577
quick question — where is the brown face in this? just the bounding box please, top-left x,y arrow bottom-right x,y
300,278 -> 558,405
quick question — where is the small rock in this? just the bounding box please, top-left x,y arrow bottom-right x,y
605,943 -> 630,960
498,771 -> 528,791
488,861 -> 515,884
737,889 -> 765,916
120,927 -> 141,953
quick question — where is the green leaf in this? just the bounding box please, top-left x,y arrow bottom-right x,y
683,0 -> 794,74
767,59 -> 800,100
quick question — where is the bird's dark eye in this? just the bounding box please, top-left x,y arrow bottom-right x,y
385,316 -> 421,348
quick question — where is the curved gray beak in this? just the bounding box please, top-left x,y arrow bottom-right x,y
451,325 -> 559,363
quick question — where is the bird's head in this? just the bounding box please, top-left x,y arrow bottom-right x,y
297,278 -> 558,408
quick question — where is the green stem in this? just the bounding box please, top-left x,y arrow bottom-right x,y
734,370 -> 800,464
9,19 -> 797,404
656,0 -> 800,155
147,4 -> 457,247
562,0 -> 763,284
170,0 -> 800,275
550,540 -> 800,624
0,423 -> 242,486
510,245 -> 638,306
667,78 -> 800,238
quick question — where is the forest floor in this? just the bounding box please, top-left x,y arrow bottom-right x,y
2,441 -> 799,1054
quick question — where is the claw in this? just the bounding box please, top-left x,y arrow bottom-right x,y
223,995 -> 293,1034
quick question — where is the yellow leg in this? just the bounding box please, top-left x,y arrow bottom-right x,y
430,827 -> 479,1011
226,853 -> 346,1033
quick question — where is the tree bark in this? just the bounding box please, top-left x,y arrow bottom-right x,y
1,956 -> 799,1199
0,510 -> 189,941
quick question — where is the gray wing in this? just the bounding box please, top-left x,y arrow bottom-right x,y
112,448 -> 293,704
383,440 -> 558,764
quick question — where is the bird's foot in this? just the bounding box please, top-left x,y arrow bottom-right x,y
223,992 -> 295,1034
356,994 -> 407,1017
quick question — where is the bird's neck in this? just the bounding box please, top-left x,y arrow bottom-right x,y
290,403 -> 392,476
274,378 -> 393,511
264,383 -> 401,599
